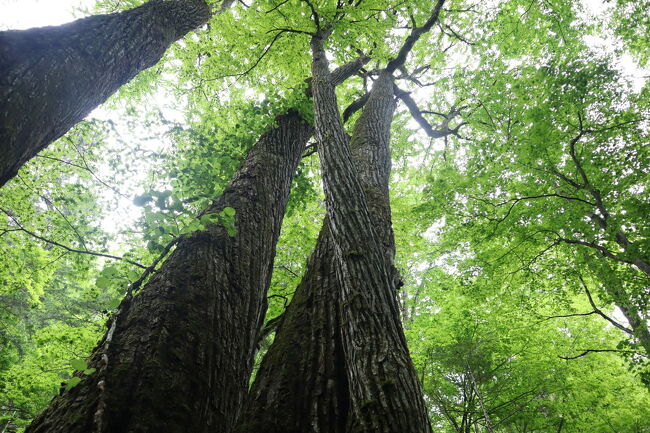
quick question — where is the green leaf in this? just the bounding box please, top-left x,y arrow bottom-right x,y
200,213 -> 219,226
127,269 -> 140,281
84,368 -> 96,375
107,298 -> 121,309
70,359 -> 87,371
65,377 -> 82,390
96,276 -> 111,289
222,206 -> 236,217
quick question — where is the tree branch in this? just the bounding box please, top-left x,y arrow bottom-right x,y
385,0 -> 446,74
394,85 -> 464,139
342,92 -> 370,122
559,349 -> 646,360
578,274 -> 633,334
1,208 -> 148,270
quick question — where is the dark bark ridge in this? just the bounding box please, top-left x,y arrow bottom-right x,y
0,0 -> 212,187
26,111 -> 312,433
310,30 -> 432,432
240,72 -> 402,433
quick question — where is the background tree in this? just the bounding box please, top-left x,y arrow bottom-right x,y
0,0 -> 217,187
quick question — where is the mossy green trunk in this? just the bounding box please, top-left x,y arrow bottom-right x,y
0,0 -> 211,187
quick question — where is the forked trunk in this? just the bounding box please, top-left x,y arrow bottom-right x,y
310,31 -> 432,432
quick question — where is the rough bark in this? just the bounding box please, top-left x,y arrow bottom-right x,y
25,111 -> 312,433
240,71 -> 402,433
238,222 -> 349,433
236,56 -> 378,433
0,0 -> 212,187
310,31 -> 432,433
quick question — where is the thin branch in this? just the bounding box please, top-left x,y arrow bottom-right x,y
556,236 -> 631,265
578,274 -> 633,334
543,311 -> 599,320
559,349 -> 646,360
302,0 -> 320,30
39,152 -> 130,200
385,0 -> 446,74
267,27 -> 314,36
218,31 -> 285,79
438,22 -> 475,45
128,237 -> 180,295
301,142 -> 318,158
265,0 -> 289,13
343,92 -> 370,122
17,174 -> 90,252
394,85 -> 464,139
0,208 -> 147,270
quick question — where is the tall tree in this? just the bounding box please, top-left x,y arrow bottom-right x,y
239,2 -> 452,431
22,56 -> 365,433
0,0 -> 217,187
24,111 -> 311,433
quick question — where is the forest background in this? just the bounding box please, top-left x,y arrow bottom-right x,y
0,0 -> 649,431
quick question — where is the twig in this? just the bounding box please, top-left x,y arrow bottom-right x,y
578,274 -> 633,334
385,0 -> 446,74
0,208 -> 147,270
559,349 -> 646,360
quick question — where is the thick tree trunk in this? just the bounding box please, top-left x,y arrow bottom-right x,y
0,0 -> 212,187
240,70 -> 403,433
238,222 -> 349,433
25,111 -> 311,433
293,31 -> 430,432
236,57 -> 377,433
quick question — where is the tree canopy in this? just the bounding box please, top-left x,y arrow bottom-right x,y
0,0 -> 649,432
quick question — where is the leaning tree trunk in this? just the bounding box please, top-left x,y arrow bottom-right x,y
0,0 -> 214,187
25,111 -> 312,433
308,30 -> 432,432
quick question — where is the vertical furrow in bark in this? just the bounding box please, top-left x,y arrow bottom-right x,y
25,111 -> 311,433
238,223 -> 349,433
0,0 -> 214,187
237,57 -> 375,433
310,31 -> 431,433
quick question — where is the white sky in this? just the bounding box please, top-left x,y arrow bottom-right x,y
0,0 -> 96,30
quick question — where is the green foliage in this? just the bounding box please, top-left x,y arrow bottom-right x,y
2,0 -> 649,431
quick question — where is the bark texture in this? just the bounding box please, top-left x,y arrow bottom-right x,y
237,57 -> 378,433
25,111 -> 311,433
0,0 -> 212,187
238,222 -> 349,433
309,32 -> 432,433
240,71 -> 403,433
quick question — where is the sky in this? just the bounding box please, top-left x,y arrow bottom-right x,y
0,0 -> 95,30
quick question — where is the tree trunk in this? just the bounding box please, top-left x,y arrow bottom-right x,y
239,69 -> 404,433
272,30 -> 431,432
238,222 -> 349,433
236,56 -> 377,433
25,111 -> 311,433
0,0 -> 212,187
